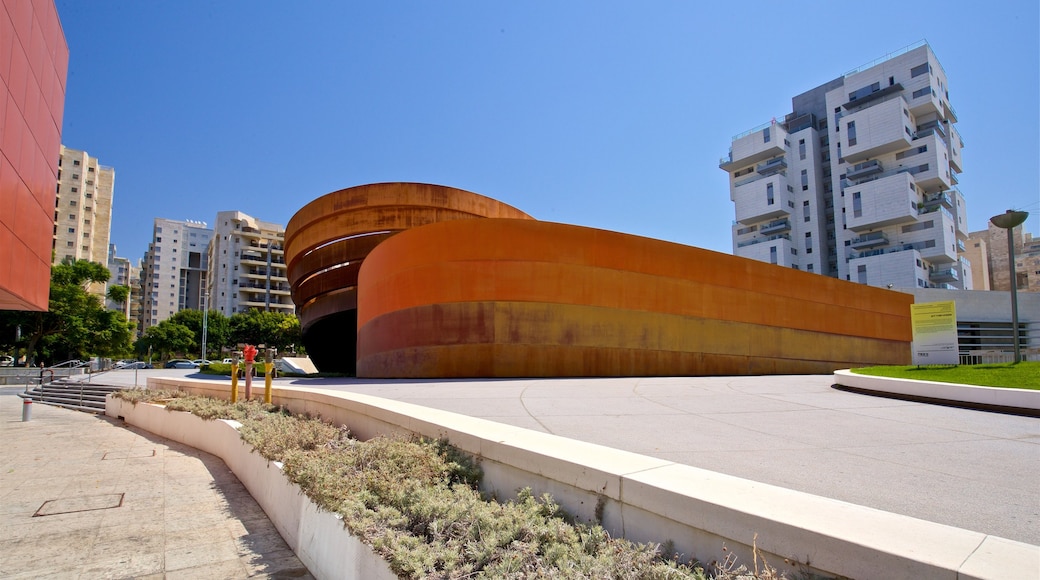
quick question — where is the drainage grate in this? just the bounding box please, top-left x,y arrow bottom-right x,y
34,493 -> 125,517
102,449 -> 156,460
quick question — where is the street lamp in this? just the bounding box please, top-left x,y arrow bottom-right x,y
201,292 -> 209,362
989,210 -> 1029,363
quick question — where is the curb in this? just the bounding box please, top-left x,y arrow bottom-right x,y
833,370 -> 1040,417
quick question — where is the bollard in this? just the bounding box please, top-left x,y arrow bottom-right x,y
243,345 -> 257,401
230,351 -> 242,403
22,397 -> 32,421
263,348 -> 275,404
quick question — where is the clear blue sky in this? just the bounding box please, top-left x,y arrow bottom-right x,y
54,1 -> 1040,264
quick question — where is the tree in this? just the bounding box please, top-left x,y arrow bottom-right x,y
168,309 -> 230,359
0,260 -> 134,365
136,320 -> 195,360
107,284 -> 130,307
229,310 -> 301,353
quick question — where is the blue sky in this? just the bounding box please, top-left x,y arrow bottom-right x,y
54,1 -> 1040,263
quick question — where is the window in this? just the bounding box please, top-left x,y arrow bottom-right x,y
70,187 -> 78,193
69,214 -> 75,220
156,237 -> 161,242
766,183 -> 774,205
770,246 -> 777,265
847,121 -> 857,147
853,192 -> 862,218
84,219 -> 90,225
85,192 -> 92,198
800,169 -> 808,191
912,87 -> 931,99
66,241 -> 73,247
910,63 -> 930,78
73,159 -> 80,166
88,167 -> 94,172
803,201 -> 811,222
889,76 -> 895,86
857,264 -> 868,284
67,227 -> 75,233
798,139 -> 806,160
807,264 -> 814,272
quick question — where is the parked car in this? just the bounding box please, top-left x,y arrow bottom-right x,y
0,355 -> 13,367
117,361 -> 152,369
192,359 -> 213,367
222,358 -> 234,364
164,359 -> 199,369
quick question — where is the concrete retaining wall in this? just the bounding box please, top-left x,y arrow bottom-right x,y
105,397 -> 396,580
834,369 -> 1040,413
137,377 -> 1039,580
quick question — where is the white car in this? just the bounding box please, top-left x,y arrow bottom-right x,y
0,355 -> 13,367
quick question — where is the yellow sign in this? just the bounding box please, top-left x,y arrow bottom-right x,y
910,301 -> 958,365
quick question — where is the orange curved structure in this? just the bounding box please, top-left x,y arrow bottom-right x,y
285,183 -> 532,372
356,219 -> 912,378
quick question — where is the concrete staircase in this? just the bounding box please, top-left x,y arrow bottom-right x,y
19,380 -> 124,413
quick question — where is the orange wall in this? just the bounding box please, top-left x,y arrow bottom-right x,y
285,183 -> 532,330
357,219 -> 913,378
0,0 -> 68,310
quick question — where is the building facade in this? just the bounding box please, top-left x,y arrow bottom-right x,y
53,146 -> 114,270
966,222 -> 1040,293
105,243 -> 136,323
0,0 -> 68,311
208,211 -> 293,316
138,218 -> 212,331
722,42 -> 970,291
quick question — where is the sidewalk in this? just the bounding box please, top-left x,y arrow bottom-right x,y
0,387 -> 312,579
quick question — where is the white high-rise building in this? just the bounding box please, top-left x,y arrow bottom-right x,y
208,211 -> 293,316
721,42 -> 970,290
139,218 -> 213,331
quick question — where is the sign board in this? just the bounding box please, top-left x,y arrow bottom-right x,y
910,301 -> 958,365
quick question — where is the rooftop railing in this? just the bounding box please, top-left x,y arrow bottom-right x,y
844,40 -> 928,76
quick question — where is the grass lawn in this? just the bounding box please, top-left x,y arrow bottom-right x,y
852,361 -> 1040,389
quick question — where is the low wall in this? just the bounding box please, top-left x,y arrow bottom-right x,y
833,370 -> 1040,415
142,377 -> 1039,580
106,397 -> 396,580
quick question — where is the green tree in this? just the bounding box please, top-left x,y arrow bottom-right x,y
168,309 -> 230,359
107,284 -> 130,307
229,310 -> 301,353
137,320 -> 195,360
0,260 -> 134,365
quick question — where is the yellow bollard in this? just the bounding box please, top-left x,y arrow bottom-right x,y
264,362 -> 273,404
230,350 -> 242,403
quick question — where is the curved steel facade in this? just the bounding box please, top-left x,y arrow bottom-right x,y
356,219 -> 913,377
288,182 -> 913,377
284,183 -> 532,372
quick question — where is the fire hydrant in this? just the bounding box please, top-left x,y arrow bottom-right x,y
243,345 -> 257,400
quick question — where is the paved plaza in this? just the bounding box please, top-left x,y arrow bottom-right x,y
2,369 -> 1036,578
0,384 -> 311,579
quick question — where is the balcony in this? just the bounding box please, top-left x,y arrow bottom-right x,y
850,232 -> 889,249
736,233 -> 790,249
841,97 -> 913,164
842,83 -> 904,111
846,159 -> 883,181
921,191 -> 953,210
760,219 -> 791,235
845,172 -> 918,232
721,121 -> 788,170
756,157 -> 787,175
929,267 -> 959,282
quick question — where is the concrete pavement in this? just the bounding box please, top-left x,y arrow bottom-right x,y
9,368 -> 1036,574
293,373 -> 1040,546
0,385 -> 312,579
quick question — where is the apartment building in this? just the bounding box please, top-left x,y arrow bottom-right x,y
53,146 -> 115,267
966,222 -> 1040,293
138,218 -> 212,331
208,211 -> 294,316
105,244 -> 134,317
721,42 -> 970,290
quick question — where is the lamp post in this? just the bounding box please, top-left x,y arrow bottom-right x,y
989,210 -> 1029,363
201,292 -> 209,362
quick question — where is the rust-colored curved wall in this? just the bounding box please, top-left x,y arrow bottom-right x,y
356,219 -> 913,378
284,183 -> 532,372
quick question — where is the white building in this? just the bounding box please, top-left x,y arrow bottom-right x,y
208,211 -> 293,316
722,42 -> 970,290
105,243 -> 135,321
139,218 -> 213,331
